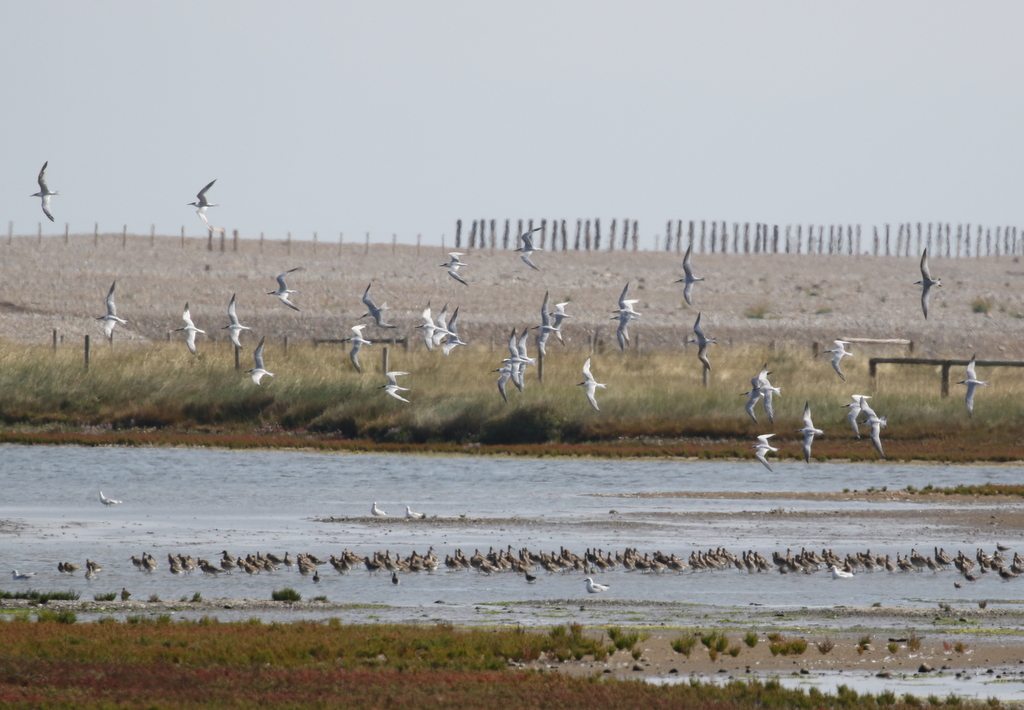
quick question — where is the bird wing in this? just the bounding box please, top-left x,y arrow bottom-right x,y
185,329 -> 198,355
196,179 -> 216,204
921,283 -> 931,319
803,402 -> 814,429
540,291 -> 551,326
37,161 -> 49,191
40,195 -> 54,222
683,281 -> 693,306
585,383 -> 600,411
507,328 -> 518,358
582,357 -> 594,381
919,249 -> 931,280
253,337 -> 266,369
182,305 -> 195,329
448,267 -> 468,285
618,282 -> 630,309
106,282 -> 117,316
497,373 -> 508,402
846,407 -> 861,438
520,253 -> 539,270
693,312 -> 705,340
870,425 -> 885,457
744,395 -> 759,423
802,434 -> 813,463
520,232 -> 534,250
278,295 -> 300,311
227,294 -> 239,324
362,284 -> 375,309
831,354 -> 846,380
966,356 -> 977,381
755,449 -> 773,472
682,243 -> 693,275
964,382 -> 976,418
349,343 -> 362,372
697,344 -> 711,371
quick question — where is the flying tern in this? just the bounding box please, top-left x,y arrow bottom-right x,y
866,412 -> 887,458
96,281 -> 127,342
415,304 -> 438,351
431,303 -> 450,348
360,284 -> 396,328
268,268 -> 302,311
440,252 -> 469,286
494,362 -> 513,403
823,340 -> 853,381
674,243 -> 704,305
578,357 -> 607,411
532,291 -> 560,356
344,324 -> 371,372
956,355 -> 987,418
441,307 -> 466,356
797,402 -> 824,463
31,161 -> 58,222
514,227 -> 543,270
223,294 -> 251,349
549,300 -> 573,343
188,179 -> 218,231
245,337 -> 274,385
914,249 -> 941,319
175,303 -> 205,355
842,394 -> 869,438
752,433 -> 778,472
691,311 -> 715,370
381,371 -> 410,402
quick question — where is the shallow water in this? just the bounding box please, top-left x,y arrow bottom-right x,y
2,445 -> 1022,617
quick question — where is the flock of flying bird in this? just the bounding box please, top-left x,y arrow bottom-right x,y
33,167 -> 988,468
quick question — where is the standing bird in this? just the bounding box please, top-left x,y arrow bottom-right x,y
223,294 -> 251,349
797,402 -> 824,463
914,249 -> 941,319
175,303 -> 205,355
578,357 -> 607,411
245,337 -> 274,385
31,161 -> 58,221
691,311 -> 715,371
371,502 -> 387,517
822,340 -> 853,381
344,324 -> 371,373
268,268 -> 302,311
99,491 -> 122,506
188,179 -> 218,231
440,252 -> 469,285
97,281 -> 128,343
752,434 -> 778,472
674,243 -> 704,305
514,227 -> 543,270
405,505 -> 425,519
830,565 -> 854,580
381,371 -> 410,402
957,355 -> 987,419
391,572 -> 400,585
120,587 -> 131,601
360,284 -> 396,328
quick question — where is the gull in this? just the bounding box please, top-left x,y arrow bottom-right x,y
674,243 -> 704,305
514,227 -> 543,270
405,505 -> 425,519
822,340 -> 853,381
11,570 -> 35,581
31,161 -> 58,222
414,304 -> 437,351
175,303 -> 205,355
188,179 -> 217,231
440,307 -> 466,356
431,303 -> 450,348
797,402 -> 824,463
223,294 -> 250,349
245,336 -> 274,385
829,565 -> 854,580
96,281 -> 127,342
99,491 -> 122,506
381,371 -> 410,402
691,311 -> 715,370
584,576 -> 609,593
440,252 -> 469,286
752,434 -> 778,472
866,413 -> 887,458
360,283 -> 396,328
268,268 -> 302,311
842,395 -> 869,438
371,502 -> 387,517
494,363 -> 513,403
957,355 -> 987,418
344,324 -> 371,373
578,357 -> 607,411
549,300 -> 573,343
914,249 -> 941,319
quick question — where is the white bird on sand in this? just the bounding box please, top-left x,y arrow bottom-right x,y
99,491 -> 122,506
830,565 -> 854,579
405,505 -> 425,519
344,324 -> 372,373
381,371 -> 410,402
866,412 -> 887,458
823,340 -> 853,381
415,304 -> 438,351
584,577 -> 609,593
957,355 -> 988,419
360,284 -> 396,328
441,307 -> 466,356
188,179 -> 217,231
549,300 -> 573,343
245,337 -> 274,385
268,268 -> 302,311
914,249 -> 941,319
223,294 -> 251,349
175,303 -> 205,355
797,402 -> 824,463
514,228 -> 543,270
31,161 -> 58,222
96,281 -> 127,342
842,394 -> 869,438
691,311 -> 715,371
674,243 -> 704,305
494,362 -> 513,403
440,253 -> 469,286
371,502 -> 387,517
578,357 -> 607,411
11,570 -> 35,581
752,434 -> 778,472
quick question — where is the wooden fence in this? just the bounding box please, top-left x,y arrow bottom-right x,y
869,357 -> 1024,397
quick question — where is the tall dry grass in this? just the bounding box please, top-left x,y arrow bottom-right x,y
0,338 -> 1020,448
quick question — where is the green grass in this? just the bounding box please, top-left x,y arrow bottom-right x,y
0,589 -> 80,603
271,588 -> 301,602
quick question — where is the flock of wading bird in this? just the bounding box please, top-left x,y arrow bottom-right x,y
31,169 -> 989,468
29,543 -> 1022,595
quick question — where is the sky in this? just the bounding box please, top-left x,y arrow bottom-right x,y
2,2 -> 1022,245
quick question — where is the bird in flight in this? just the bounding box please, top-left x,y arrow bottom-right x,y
188,180 -> 218,231
32,161 -> 58,222
97,281 -> 128,343
268,268 -> 302,311
914,249 -> 940,319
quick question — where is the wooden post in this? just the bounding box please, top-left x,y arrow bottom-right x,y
52,328 -> 58,350
339,232 -> 344,256
364,232 -> 369,254
65,223 -> 69,245
122,224 -> 127,249
941,362 -> 951,397
284,335 -> 289,356
574,219 -> 581,250
856,224 -> 861,255
84,335 -> 90,371
287,232 -> 292,255
595,218 -> 602,251
260,231 -> 265,252
585,219 -> 591,251
490,219 -> 497,250
94,222 -> 99,246
38,222 -> 42,245
502,219 -> 510,250
150,224 -> 155,247
455,219 -> 463,249
234,344 -> 240,371
382,345 -> 389,374
391,233 -> 396,254
7,220 -> 11,245
219,228 -> 225,252
416,233 -> 421,256
207,227 -> 213,251
313,231 -> 318,254
233,229 -> 238,251
181,225 -> 185,249
631,221 -> 638,251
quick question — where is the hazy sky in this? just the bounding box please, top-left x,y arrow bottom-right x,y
2,3 -> 1022,245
